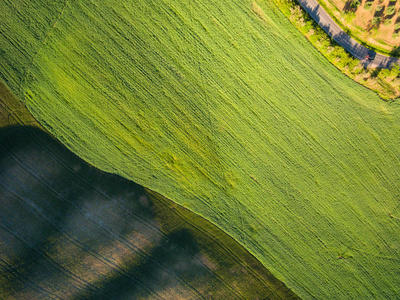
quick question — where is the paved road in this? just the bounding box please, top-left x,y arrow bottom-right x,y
297,0 -> 400,68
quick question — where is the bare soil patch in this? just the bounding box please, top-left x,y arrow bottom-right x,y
320,0 -> 400,54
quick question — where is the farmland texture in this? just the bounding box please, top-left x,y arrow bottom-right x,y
0,126 -> 300,299
2,0 -> 400,298
0,83 -> 298,299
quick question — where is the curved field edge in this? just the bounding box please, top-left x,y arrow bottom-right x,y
0,81 -> 299,299
266,0 -> 400,100
147,189 -> 300,299
313,0 -> 400,57
2,0 -> 400,299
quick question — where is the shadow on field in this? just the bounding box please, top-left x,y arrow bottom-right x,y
0,126 -> 299,299
83,229 -> 206,300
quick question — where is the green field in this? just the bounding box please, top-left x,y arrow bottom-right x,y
0,82 -> 298,299
2,0 -> 400,298
0,126 -> 299,299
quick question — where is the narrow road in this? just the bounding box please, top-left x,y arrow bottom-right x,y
297,0 -> 400,68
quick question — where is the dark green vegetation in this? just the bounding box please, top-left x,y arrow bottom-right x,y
2,0 -> 400,298
0,84 -> 298,299
0,79 -> 41,128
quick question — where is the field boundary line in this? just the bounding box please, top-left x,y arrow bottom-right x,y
296,0 -> 400,68
151,191 -> 291,297
151,193 -> 270,299
0,134 -> 207,299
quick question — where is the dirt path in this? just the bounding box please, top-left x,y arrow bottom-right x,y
297,0 -> 400,68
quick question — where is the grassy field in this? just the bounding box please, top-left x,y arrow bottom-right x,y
0,126 -> 299,299
0,76 -> 42,128
0,82 -> 298,299
2,0 -> 400,298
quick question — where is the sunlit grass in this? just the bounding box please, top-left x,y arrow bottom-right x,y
1,0 -> 400,298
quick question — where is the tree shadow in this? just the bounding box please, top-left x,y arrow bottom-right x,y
390,46 -> 400,57
366,4 -> 385,28
395,16 -> 400,31
343,0 -> 361,13
385,3 -> 397,18
0,126 -> 300,299
295,0 -> 398,68
374,5 -> 386,17
371,67 -> 382,77
81,229 -> 207,299
0,126 -> 157,298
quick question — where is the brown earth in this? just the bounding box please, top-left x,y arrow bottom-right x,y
319,0 -> 400,54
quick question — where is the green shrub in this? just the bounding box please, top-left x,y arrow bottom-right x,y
386,6 -> 396,16
364,2 -> 373,10
350,0 -> 361,9
383,19 -> 392,25
395,22 -> 400,30
390,64 -> 400,77
375,5 -> 384,12
371,16 -> 381,24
